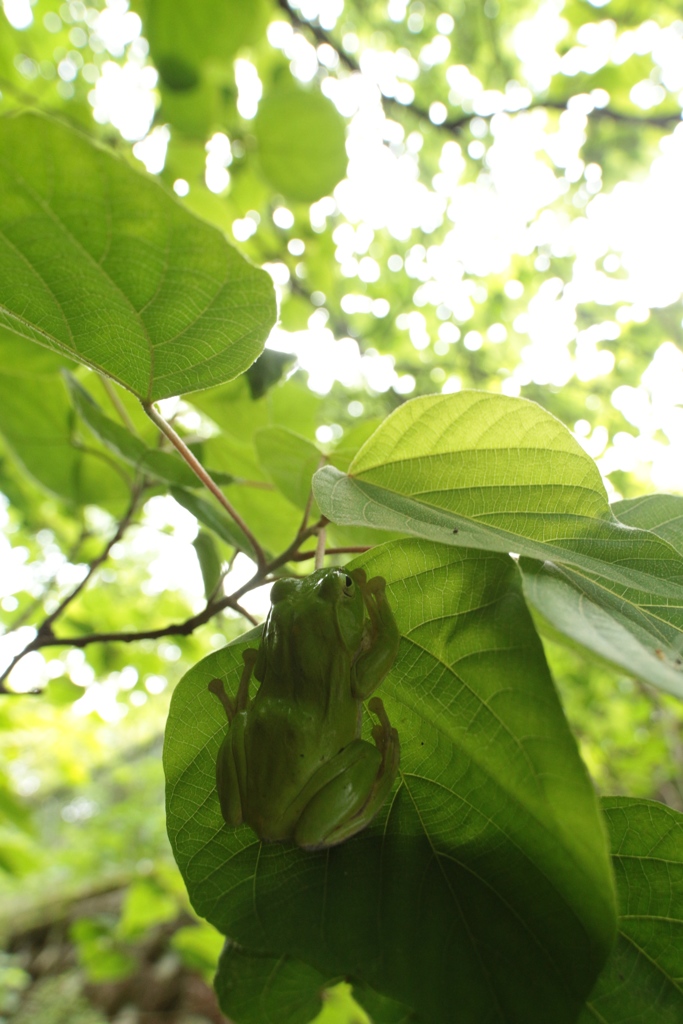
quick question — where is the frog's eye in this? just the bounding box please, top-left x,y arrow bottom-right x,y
344,574 -> 354,592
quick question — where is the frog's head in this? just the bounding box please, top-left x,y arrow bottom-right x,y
270,568 -> 366,653
315,567 -> 366,652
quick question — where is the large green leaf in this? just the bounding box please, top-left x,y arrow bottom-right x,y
0,113 -> 276,401
519,492 -> 683,696
614,494 -> 683,553
254,84 -> 348,203
165,541 -> 616,1024
579,797 -> 683,1023
313,392 -> 683,632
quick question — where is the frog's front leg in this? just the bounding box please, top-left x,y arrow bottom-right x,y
208,647 -> 257,723
350,570 -> 400,701
208,650 -> 257,829
293,697 -> 400,850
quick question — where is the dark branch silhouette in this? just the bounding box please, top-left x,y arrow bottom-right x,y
276,0 -> 682,135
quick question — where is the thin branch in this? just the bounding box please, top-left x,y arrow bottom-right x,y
435,99 -> 682,135
276,0 -> 682,134
536,99 -> 681,129
0,486 -> 143,693
143,402 -> 267,571
220,516 -> 331,609
0,509 -> 327,691
243,516 -> 329,588
21,529 -> 346,655
47,488 -> 141,633
13,595 -> 259,651
0,595 -> 259,685
276,0 -> 359,71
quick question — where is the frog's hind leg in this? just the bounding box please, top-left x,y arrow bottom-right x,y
214,714 -> 247,829
294,698 -> 400,850
236,648 -> 258,710
209,650 -> 257,829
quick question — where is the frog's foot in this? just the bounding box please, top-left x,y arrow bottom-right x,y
208,677 -> 236,722
363,576 -> 396,637
349,566 -> 367,590
352,570 -> 394,643
208,649 -> 257,724
294,701 -> 400,851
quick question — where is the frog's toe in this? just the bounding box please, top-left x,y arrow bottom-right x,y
350,566 -> 367,588
208,677 -> 236,720
365,575 -> 387,597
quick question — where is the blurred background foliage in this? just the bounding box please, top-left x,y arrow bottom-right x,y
2,0 -> 683,1019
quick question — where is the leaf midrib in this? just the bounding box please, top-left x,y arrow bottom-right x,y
322,471 -> 683,599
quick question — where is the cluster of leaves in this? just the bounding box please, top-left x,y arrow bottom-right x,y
2,1 -> 683,1023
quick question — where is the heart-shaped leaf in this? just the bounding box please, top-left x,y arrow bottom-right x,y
313,392 -> 683,594
165,541 -> 616,1024
0,113 -> 276,401
313,392 -> 683,697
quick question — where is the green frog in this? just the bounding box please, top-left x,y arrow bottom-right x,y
208,566 -> 400,849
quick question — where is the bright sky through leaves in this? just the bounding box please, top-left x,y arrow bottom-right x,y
71,0 -> 683,491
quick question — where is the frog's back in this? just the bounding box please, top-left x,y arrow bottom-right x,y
243,695 -> 358,841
